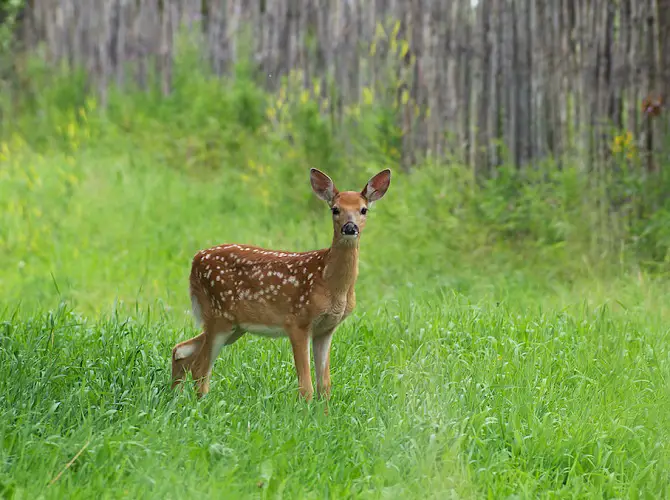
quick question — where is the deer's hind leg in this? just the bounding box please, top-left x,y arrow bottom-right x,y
172,317 -> 242,397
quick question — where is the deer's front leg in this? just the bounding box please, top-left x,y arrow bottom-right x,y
286,324 -> 313,401
313,330 -> 334,399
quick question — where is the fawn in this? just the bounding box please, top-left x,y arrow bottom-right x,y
171,168 -> 391,400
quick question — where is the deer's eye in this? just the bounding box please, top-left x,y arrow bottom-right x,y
361,207 -> 368,215
331,207 -> 340,215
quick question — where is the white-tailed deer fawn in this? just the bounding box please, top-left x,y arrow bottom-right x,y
171,168 -> 391,400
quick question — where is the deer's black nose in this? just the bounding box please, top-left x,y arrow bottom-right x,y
341,222 -> 359,236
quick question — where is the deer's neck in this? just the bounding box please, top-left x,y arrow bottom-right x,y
323,239 -> 359,294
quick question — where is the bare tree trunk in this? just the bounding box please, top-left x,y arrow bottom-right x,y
159,0 -> 174,96
659,0 -> 670,100
489,0 -> 503,171
643,0 -> 656,173
459,0 -> 472,168
522,0 -> 532,165
511,0 -> 521,168
475,0 -> 491,177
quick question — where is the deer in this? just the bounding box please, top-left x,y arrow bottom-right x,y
171,168 -> 391,401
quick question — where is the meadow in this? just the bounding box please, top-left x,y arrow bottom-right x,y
1,58 -> 670,499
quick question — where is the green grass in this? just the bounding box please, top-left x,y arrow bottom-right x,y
2,288 -> 670,498
1,66 -> 670,498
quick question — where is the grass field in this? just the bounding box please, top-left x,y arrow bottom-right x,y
1,71 -> 670,498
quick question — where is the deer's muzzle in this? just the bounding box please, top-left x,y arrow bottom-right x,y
341,222 -> 359,236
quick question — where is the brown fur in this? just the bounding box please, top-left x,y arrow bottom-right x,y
171,168 -> 391,401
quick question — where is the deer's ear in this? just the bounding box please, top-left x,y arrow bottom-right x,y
362,169 -> 391,203
310,168 -> 338,203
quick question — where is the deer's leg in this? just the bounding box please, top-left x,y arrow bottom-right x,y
172,332 -> 206,390
172,319 -> 239,397
286,324 -> 313,401
312,330 -> 334,400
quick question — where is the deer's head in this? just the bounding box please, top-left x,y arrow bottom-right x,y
310,168 -> 391,245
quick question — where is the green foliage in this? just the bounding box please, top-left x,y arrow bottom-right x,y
474,165 -> 583,246
0,0 -> 22,52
